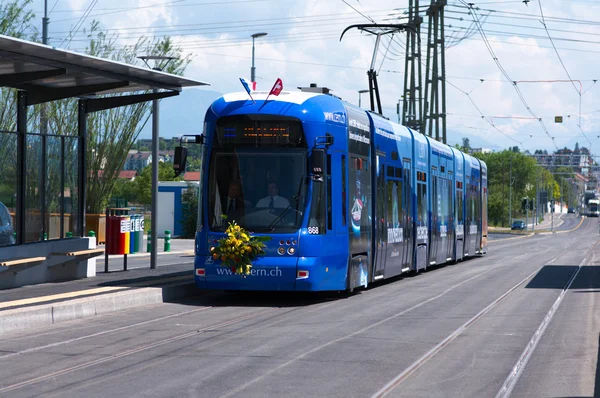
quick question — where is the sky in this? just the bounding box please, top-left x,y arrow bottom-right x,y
32,0 -> 600,153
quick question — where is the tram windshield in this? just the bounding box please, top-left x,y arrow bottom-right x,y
207,149 -> 307,233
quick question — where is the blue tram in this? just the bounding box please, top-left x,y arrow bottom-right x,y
192,86 -> 487,291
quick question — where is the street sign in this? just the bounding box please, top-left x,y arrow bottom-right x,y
555,116 -> 563,123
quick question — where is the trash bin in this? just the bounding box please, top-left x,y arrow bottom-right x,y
106,213 -> 130,255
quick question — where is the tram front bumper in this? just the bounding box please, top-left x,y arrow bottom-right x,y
194,255 -> 346,291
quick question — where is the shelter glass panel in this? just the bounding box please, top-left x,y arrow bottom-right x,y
0,132 -> 17,246
45,136 -> 62,239
25,134 -> 43,243
64,137 -> 79,237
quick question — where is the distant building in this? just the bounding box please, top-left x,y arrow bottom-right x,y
124,151 -> 152,171
471,147 -> 492,154
118,170 -> 138,181
159,150 -> 174,163
531,147 -> 592,175
183,171 -> 200,181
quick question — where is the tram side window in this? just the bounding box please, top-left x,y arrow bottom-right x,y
457,192 -> 463,222
445,179 -> 452,224
432,175 -> 438,223
327,154 -> 332,230
308,179 -> 326,234
417,184 -> 427,226
397,182 -> 402,226
387,180 -> 402,228
341,155 -> 346,226
476,182 -> 481,221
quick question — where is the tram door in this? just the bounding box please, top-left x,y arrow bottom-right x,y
373,157 -> 387,279
402,160 -> 413,269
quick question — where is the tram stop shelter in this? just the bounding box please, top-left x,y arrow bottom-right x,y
0,34 -> 207,289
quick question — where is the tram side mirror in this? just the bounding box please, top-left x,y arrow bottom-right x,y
173,146 -> 188,177
310,148 -> 326,179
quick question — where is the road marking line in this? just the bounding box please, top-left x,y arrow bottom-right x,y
0,306 -> 214,360
495,239 -> 599,398
0,309 -> 274,394
219,261 -> 511,398
371,266 -> 543,398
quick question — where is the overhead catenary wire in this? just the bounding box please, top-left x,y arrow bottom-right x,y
48,0 -> 596,152
458,0 -> 557,150
58,0 -> 99,48
537,0 -> 588,148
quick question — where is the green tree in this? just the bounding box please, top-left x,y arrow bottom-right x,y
180,183 -> 199,238
42,22 -> 192,214
475,150 -> 545,226
112,179 -> 138,205
133,162 -> 181,205
0,0 -> 36,133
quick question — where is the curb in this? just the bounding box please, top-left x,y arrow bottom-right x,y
0,281 -> 200,335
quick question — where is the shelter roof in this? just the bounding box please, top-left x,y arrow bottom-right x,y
0,34 -> 208,105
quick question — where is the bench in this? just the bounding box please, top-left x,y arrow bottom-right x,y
49,248 -> 104,264
0,257 -> 47,272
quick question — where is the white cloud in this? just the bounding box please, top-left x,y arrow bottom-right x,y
48,0 -> 599,151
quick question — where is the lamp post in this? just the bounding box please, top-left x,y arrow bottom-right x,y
138,55 -> 176,270
250,32 -> 267,86
358,89 -> 369,108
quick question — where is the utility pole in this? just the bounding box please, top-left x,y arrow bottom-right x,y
40,0 -> 49,237
42,1 -> 49,45
535,172 -> 539,226
560,179 -> 563,214
138,55 -> 176,270
526,200 -> 529,233
402,0 -> 423,131
423,0 -> 447,143
509,155 -> 513,225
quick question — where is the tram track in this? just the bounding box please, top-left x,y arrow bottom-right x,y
0,220 -> 593,396
0,308 -> 282,394
495,238 -> 600,398
371,222 -> 599,397
0,292 -> 345,395
217,233 -> 584,398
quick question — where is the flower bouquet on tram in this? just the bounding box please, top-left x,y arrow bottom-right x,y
210,222 -> 271,276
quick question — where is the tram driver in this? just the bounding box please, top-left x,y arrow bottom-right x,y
256,181 -> 290,209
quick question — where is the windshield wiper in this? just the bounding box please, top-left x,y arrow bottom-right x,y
267,205 -> 293,230
266,176 -> 305,230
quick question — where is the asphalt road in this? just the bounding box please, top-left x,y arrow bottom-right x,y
0,216 -> 598,398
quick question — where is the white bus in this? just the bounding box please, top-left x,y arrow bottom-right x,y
588,199 -> 599,217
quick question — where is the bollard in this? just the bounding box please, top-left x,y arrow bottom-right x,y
66,232 -> 73,238
88,230 -> 96,237
147,230 -> 151,253
164,230 -> 171,252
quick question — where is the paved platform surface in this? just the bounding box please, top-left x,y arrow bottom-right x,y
0,263 -> 193,312
0,239 -> 198,334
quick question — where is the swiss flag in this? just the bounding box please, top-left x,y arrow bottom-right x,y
269,78 -> 283,96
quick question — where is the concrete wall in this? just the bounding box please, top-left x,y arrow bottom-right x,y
0,237 -> 97,290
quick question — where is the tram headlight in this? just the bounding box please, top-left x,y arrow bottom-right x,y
287,247 -> 296,255
277,247 -> 286,255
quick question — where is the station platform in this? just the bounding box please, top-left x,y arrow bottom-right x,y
0,242 -> 199,335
